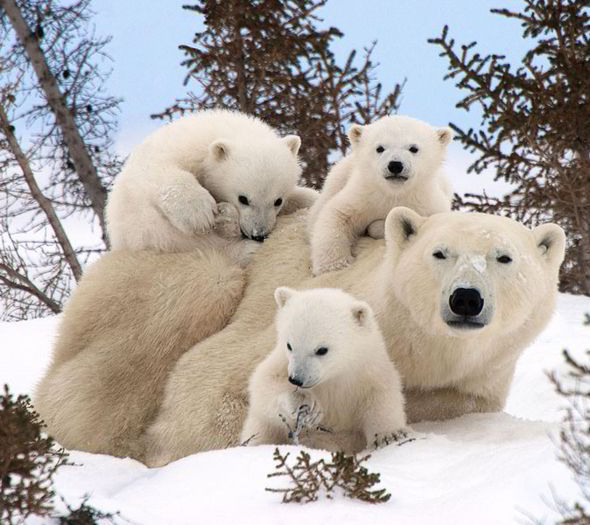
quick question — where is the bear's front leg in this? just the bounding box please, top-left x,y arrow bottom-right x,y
277,390 -> 323,444
158,171 -> 218,235
241,389 -> 321,446
214,202 -> 241,240
277,389 -> 320,423
366,219 -> 386,239
281,186 -> 318,216
310,199 -> 364,276
215,203 -> 261,267
362,385 -> 407,450
404,387 -> 503,423
240,412 -> 288,446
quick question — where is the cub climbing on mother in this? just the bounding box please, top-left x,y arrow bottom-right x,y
308,115 -> 453,275
106,109 -> 317,264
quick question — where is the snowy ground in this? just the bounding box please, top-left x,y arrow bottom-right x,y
1,293 -> 589,524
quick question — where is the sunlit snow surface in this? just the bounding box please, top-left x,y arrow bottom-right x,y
1,294 -> 588,524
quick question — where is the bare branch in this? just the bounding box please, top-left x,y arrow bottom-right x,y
0,101 -> 82,281
0,0 -> 120,319
0,263 -> 61,314
1,0 -> 109,245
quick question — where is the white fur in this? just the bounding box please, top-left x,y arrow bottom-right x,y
106,109 -> 316,261
308,115 -> 453,275
141,209 -> 565,465
241,287 -> 406,450
31,209 -> 565,463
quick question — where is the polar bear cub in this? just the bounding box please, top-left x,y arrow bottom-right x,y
308,115 -> 453,275
106,109 -> 316,258
241,287 -> 407,451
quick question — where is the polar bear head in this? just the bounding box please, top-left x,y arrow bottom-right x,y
347,115 -> 452,192
273,287 -> 379,389
204,135 -> 302,241
382,207 -> 566,340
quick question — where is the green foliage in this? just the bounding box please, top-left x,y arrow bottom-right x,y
0,384 -> 70,524
266,447 -> 391,504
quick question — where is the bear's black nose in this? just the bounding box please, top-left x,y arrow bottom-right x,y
449,288 -> 484,317
288,376 -> 303,387
388,161 -> 404,175
251,234 -> 266,243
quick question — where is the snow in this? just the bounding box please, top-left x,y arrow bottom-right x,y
1,294 -> 589,524
458,254 -> 487,274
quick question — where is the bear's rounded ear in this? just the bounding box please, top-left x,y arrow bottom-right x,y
274,286 -> 297,308
351,301 -> 372,328
209,140 -> 231,161
283,135 -> 301,156
384,206 -> 426,251
532,223 -> 566,266
347,124 -> 364,147
437,127 -> 453,147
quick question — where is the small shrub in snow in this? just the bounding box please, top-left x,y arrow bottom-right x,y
0,385 -> 122,524
58,496 -> 120,524
0,384 -> 70,524
549,314 -> 590,524
266,447 -> 391,504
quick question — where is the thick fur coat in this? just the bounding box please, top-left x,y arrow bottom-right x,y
308,115 -> 453,275
34,208 -> 565,466
241,287 -> 407,452
34,250 -> 245,458
106,109 -> 316,261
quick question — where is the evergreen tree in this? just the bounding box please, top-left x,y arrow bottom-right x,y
430,0 -> 590,294
0,385 -> 69,523
154,0 -> 403,188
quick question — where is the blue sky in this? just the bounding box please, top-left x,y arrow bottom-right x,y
92,0 -> 530,195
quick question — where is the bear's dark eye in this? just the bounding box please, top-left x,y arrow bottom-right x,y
433,250 -> 446,260
376,146 -> 385,154
238,195 -> 249,206
274,198 -> 283,207
497,255 -> 512,264
409,145 -> 419,154
316,347 -> 329,356
287,342 -> 292,351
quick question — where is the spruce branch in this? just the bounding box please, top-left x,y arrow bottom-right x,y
546,313 -> 590,523
153,0 -> 403,189
266,447 -> 391,504
429,0 -> 590,294
0,384 -> 70,524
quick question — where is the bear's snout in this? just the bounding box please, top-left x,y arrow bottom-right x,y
288,376 -> 304,387
449,288 -> 484,317
385,160 -> 408,182
388,160 -> 404,175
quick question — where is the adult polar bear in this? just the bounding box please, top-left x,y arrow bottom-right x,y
143,209 -> 565,466
34,208 -> 565,466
